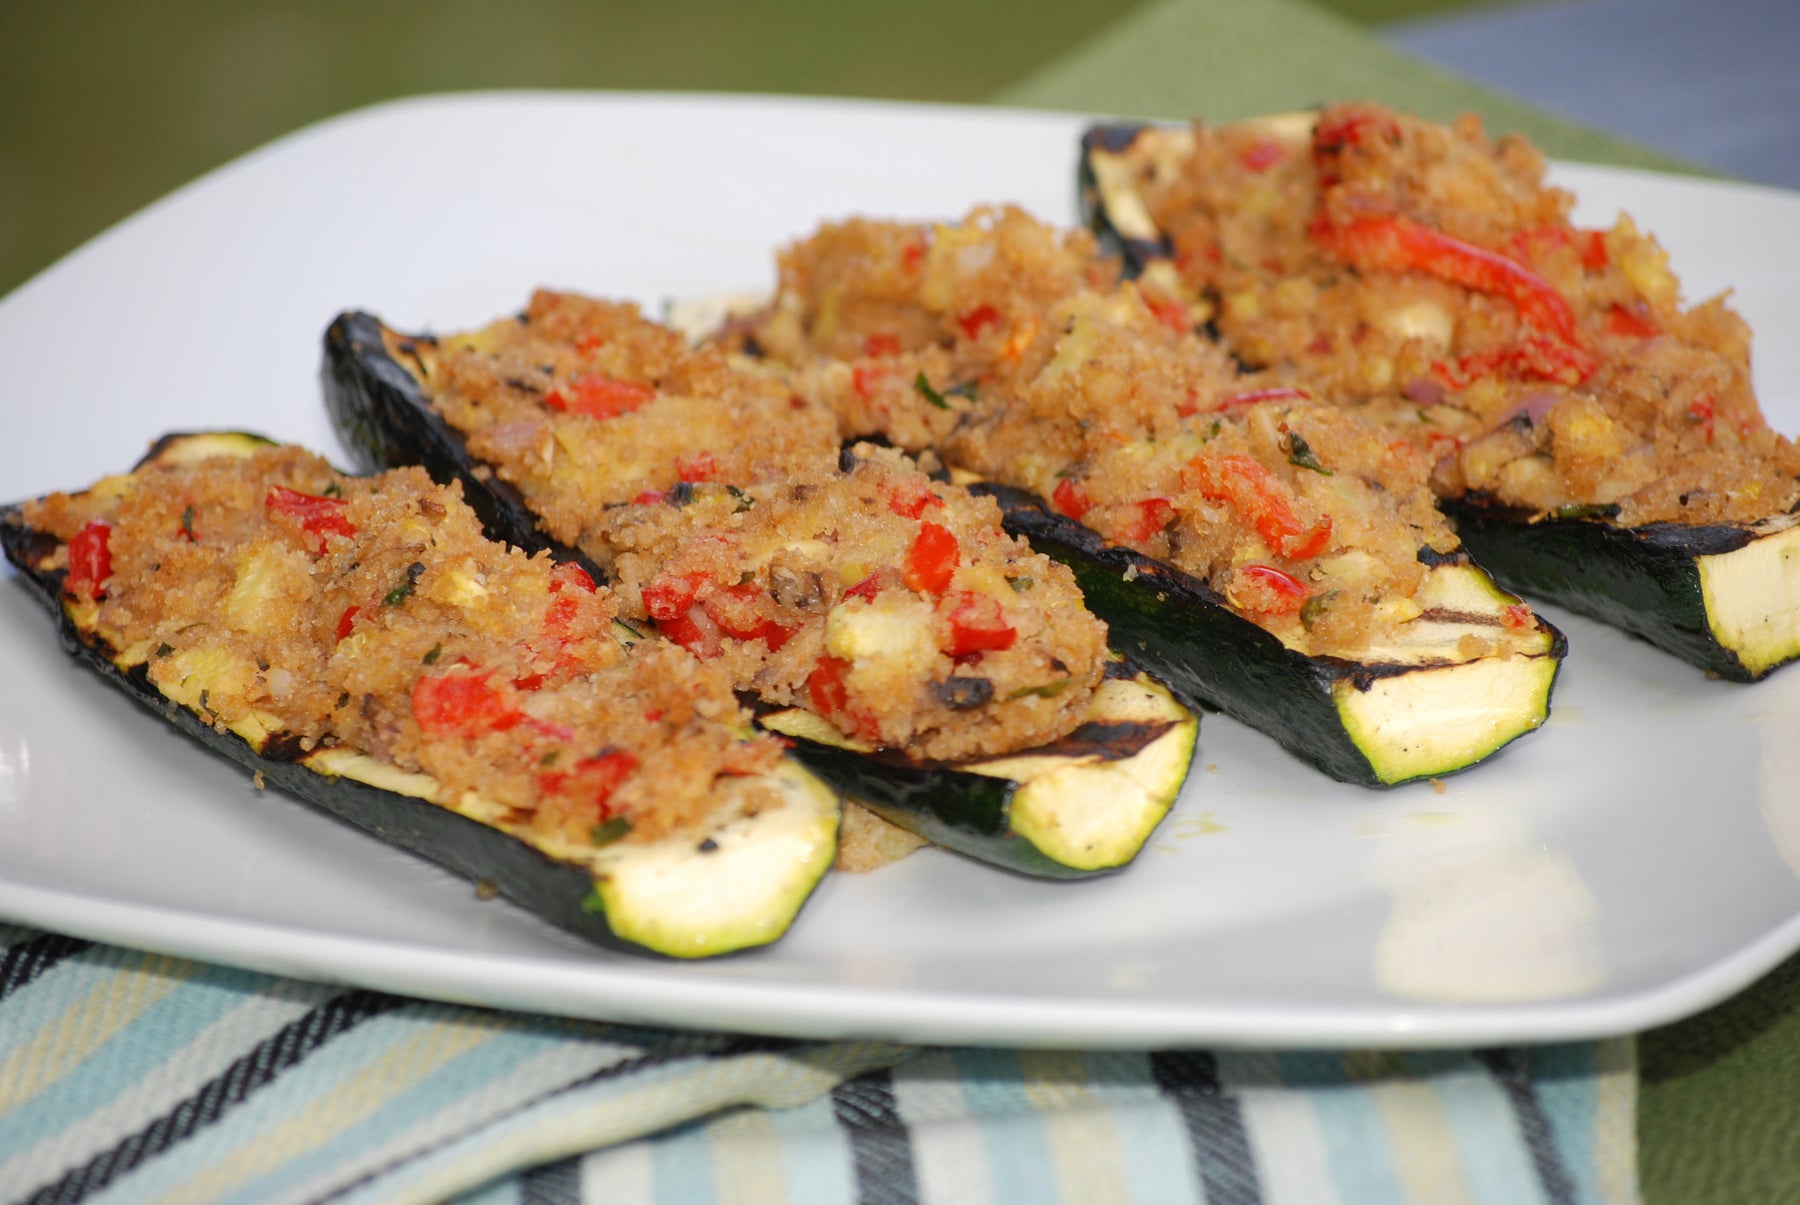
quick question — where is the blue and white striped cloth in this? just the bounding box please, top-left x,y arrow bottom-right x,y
0,924 -> 1636,1204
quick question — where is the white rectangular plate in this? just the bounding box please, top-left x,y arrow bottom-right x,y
4,93 -> 1800,1049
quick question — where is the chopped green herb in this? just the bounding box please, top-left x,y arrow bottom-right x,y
1007,576 -> 1035,592
1286,433 -> 1333,475
590,817 -> 633,847
539,749 -> 561,767
1300,589 -> 1338,632
914,373 -> 951,410
383,561 -> 426,606
422,643 -> 443,664
336,691 -> 351,709
323,482 -> 343,498
725,484 -> 756,512
179,504 -> 196,541
155,642 -> 174,658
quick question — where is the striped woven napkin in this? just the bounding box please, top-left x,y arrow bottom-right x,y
1,925 -> 1635,1204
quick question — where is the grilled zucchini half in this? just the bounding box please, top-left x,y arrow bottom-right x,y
1,431 -> 839,958
323,310 -> 1196,875
979,482 -> 1565,786
1080,117 -> 1800,683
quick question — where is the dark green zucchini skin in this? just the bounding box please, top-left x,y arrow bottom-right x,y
754,660 -> 1183,880
973,482 -> 1566,787
322,310 -> 1195,872
1,439 -> 841,960
1444,497 -> 1772,680
1078,119 -> 1800,683
0,501 -> 652,955
322,312 -> 607,584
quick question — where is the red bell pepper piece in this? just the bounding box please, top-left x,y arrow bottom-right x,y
703,583 -> 796,651
1239,139 -> 1286,173
1218,386 -> 1311,413
887,480 -> 942,519
1234,564 -> 1309,615
863,332 -> 902,357
1118,497 -> 1176,545
265,486 -> 356,554
957,304 -> 1000,340
1606,303 -> 1659,339
537,748 -> 638,817
903,522 -> 959,595
1051,478 -> 1092,522
412,669 -> 524,737
945,591 -> 1017,656
65,519 -> 112,599
545,373 -> 655,421
1185,454 -> 1332,560
674,451 -> 720,483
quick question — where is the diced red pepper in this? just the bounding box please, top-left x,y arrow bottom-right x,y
901,238 -> 927,273
412,669 -> 524,737
656,608 -> 722,658
632,490 -> 667,506
1239,139 -> 1286,173
1606,303 -> 1659,339
537,748 -> 638,818
551,562 -> 597,594
1051,477 -> 1092,522
642,571 -> 708,621
886,480 -> 942,519
863,332 -> 902,357
1185,454 -> 1332,560
945,591 -> 1017,656
852,363 -> 887,401
336,604 -> 362,642
957,304 -> 1000,340
1141,288 -> 1191,334
1502,604 -> 1533,631
265,485 -> 356,554
1690,395 -> 1716,442
1579,229 -> 1609,270
1119,497 -> 1176,544
64,519 -> 112,599
545,372 -> 655,421
1234,564 -> 1309,615
808,655 -> 851,717
703,583 -> 796,651
903,522 -> 959,595
1310,213 -> 1584,350
674,451 -> 719,483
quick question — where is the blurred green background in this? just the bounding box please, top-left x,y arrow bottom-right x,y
0,0 -> 1485,301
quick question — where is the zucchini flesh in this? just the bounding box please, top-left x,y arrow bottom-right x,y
980,483 -> 1565,786
1445,499 -> 1800,681
1080,117 -> 1800,682
322,310 -> 1198,876
759,666 -> 1194,877
1,432 -> 839,959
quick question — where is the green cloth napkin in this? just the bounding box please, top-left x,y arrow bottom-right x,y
996,3 -> 1800,1202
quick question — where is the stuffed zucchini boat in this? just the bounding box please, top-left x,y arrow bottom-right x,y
1,431 -> 838,958
322,300 -> 1195,876
729,207 -> 1565,786
1079,103 -> 1800,681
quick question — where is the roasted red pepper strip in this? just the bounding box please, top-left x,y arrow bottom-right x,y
1185,454 -> 1331,560
65,519 -> 112,599
1310,213 -> 1583,348
945,591 -> 1017,656
903,522 -> 959,595
703,583 -> 796,651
